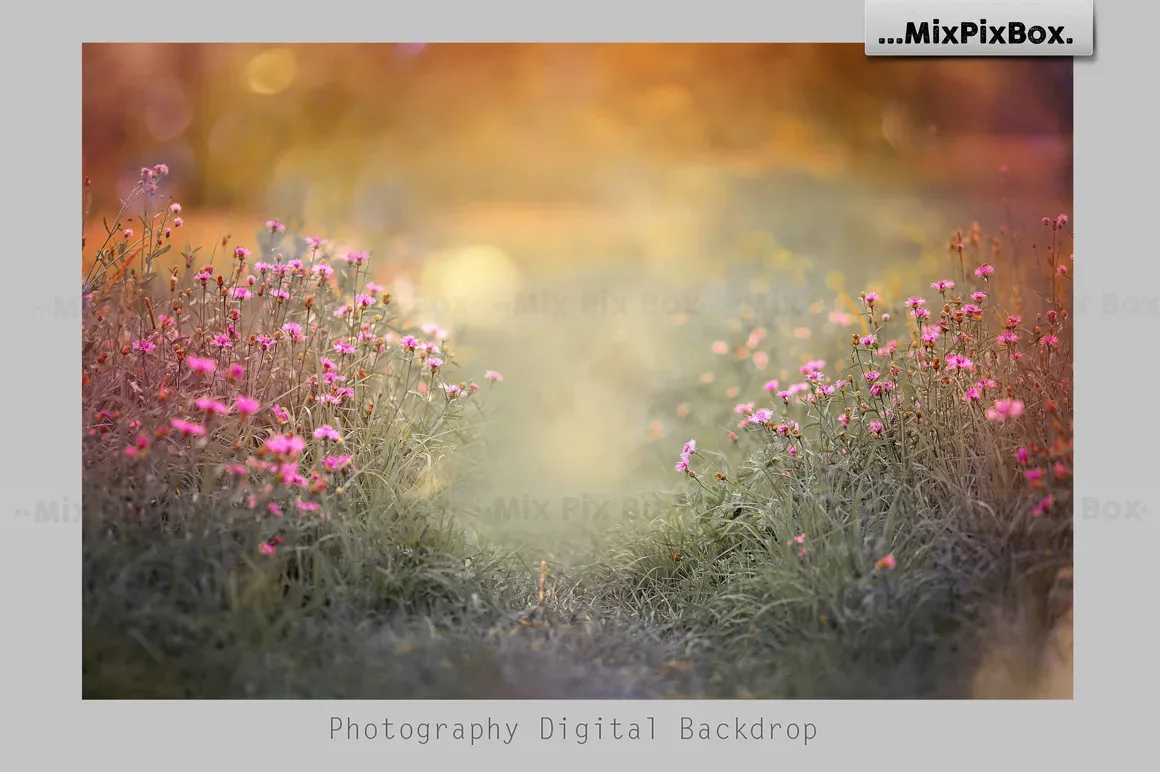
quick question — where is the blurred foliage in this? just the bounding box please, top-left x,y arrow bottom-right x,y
83,43 -> 1072,220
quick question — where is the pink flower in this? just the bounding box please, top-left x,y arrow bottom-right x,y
232,288 -> 252,300
313,263 -> 334,280
132,339 -> 156,354
875,554 -> 896,571
236,396 -> 260,415
860,335 -> 877,347
986,399 -> 1025,422
862,292 -> 880,305
998,331 -> 1020,345
333,340 -> 356,356
427,357 -> 444,371
305,236 -> 327,250
734,402 -> 755,414
169,203 -> 182,214
711,341 -> 728,355
267,502 -> 284,518
172,217 -> 183,227
750,408 -> 773,423
401,335 -> 419,351
972,291 -> 986,303
187,357 -> 216,374
170,418 -> 206,436
281,322 -> 305,342
484,370 -> 503,382
342,250 -> 369,265
944,354 -> 974,372
195,397 -> 229,415
962,387 -> 981,403
931,279 -> 955,292
355,293 -> 377,308
974,264 -> 995,279
264,434 -> 306,457
867,421 -> 884,436
1041,334 -> 1059,348
763,379 -> 780,392
313,425 -> 342,441
266,219 -> 286,233
676,439 -> 697,473
323,454 -> 354,472
259,543 -> 277,556
210,333 -> 232,349
829,312 -> 853,326
366,282 -> 384,294
234,247 -> 251,260
227,363 -> 245,381
905,297 -> 926,310
272,403 -> 291,424
921,326 -> 940,344
1033,495 -> 1055,517
296,499 -> 319,513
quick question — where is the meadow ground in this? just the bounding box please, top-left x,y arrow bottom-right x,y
81,166 -> 1073,699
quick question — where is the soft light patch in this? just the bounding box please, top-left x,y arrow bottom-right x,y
419,245 -> 523,328
244,48 -> 297,95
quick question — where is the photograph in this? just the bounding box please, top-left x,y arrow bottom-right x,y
81,43 -> 1074,699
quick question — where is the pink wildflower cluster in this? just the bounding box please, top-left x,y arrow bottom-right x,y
81,166 -> 504,555
675,440 -> 696,475
671,212 -> 1072,539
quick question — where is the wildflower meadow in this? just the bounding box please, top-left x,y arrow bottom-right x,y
82,164 -> 1072,699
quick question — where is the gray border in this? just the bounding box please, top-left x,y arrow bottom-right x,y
4,0 -> 1153,768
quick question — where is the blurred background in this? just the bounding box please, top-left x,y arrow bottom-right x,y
82,44 -> 1073,554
